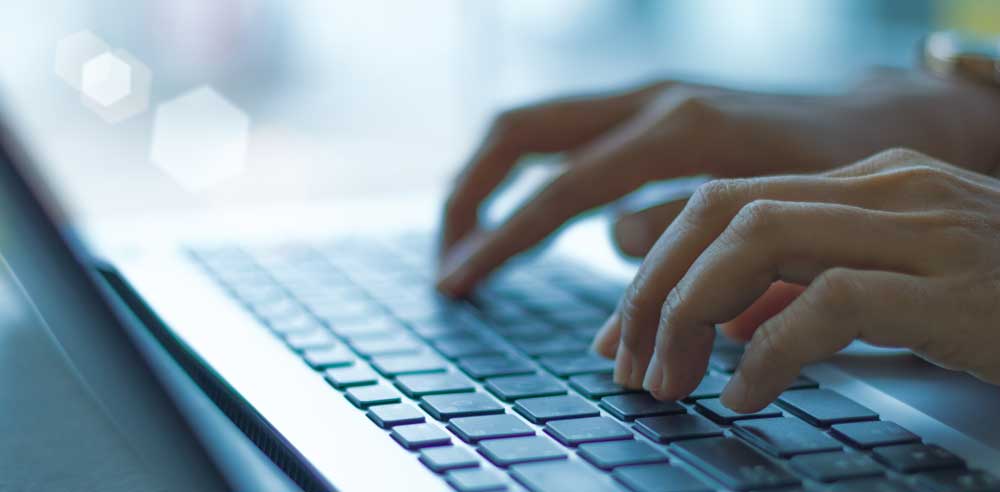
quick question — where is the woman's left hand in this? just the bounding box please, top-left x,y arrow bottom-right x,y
592,148 -> 1000,412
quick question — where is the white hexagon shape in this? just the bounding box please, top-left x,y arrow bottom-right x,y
80,49 -> 152,124
81,52 -> 132,107
54,30 -> 110,90
150,87 -> 250,191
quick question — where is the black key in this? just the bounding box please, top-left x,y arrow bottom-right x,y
568,373 -> 637,399
579,440 -> 668,470
672,437 -> 799,491
459,355 -> 536,380
694,398 -> 782,425
511,460 -> 624,492
510,334 -> 590,357
708,350 -> 742,373
513,394 -> 600,424
350,336 -> 423,357
433,336 -> 502,359
323,365 -> 378,389
367,403 -> 426,428
634,414 -> 723,443
914,469 -> 1000,492
612,463 -> 713,492
731,417 -> 842,457
420,393 -> 505,420
485,374 -> 566,401
686,373 -> 729,400
538,353 -> 615,378
478,435 -> 567,467
827,478 -> 919,492
871,443 -> 964,473
345,384 -> 401,408
544,416 -> 633,446
419,446 -> 480,472
448,414 -> 535,443
284,329 -> 337,351
599,394 -> 686,422
370,352 -> 447,377
395,372 -> 475,398
776,389 -> 878,427
788,452 -> 884,482
787,375 -> 819,390
302,345 -> 355,369
830,420 -> 920,449
445,468 -> 508,492
390,422 -> 451,449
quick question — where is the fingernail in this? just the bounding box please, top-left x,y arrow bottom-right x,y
720,371 -> 749,411
591,314 -> 619,357
642,355 -> 666,397
613,344 -> 633,386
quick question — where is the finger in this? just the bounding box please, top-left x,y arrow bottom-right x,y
591,311 -> 621,359
612,198 -> 688,258
441,82 -> 668,254
614,174 -> 894,389
721,268 -> 930,412
644,202 -> 946,400
720,281 -> 805,342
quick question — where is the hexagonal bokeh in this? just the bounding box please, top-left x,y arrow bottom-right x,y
54,30 -> 110,90
81,52 -> 132,107
150,87 -> 251,191
80,49 -> 152,123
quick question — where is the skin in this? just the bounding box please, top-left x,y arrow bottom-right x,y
436,70 -> 1000,410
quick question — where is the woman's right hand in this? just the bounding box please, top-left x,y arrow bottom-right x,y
437,70 -> 1000,297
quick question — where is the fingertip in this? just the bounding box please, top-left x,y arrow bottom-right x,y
591,313 -> 621,358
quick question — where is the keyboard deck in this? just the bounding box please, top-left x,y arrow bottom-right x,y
189,234 -> 999,492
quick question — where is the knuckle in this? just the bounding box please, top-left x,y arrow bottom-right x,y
727,199 -> 783,242
486,108 -> 529,148
688,179 -> 746,219
809,267 -> 859,320
875,147 -> 929,164
891,164 -> 965,201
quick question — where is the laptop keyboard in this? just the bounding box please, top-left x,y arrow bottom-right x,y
188,234 -> 999,492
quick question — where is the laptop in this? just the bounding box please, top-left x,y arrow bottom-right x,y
3,104 -> 1000,492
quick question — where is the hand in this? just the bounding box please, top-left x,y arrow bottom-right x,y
437,71 -> 1000,296
592,148 -> 1000,413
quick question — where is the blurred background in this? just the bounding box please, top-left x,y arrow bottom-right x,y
0,0 -> 998,223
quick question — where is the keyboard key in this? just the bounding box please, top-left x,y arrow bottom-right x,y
327,316 -> 404,339
445,468 -> 508,492
788,452 -> 884,482
370,352 -> 447,377
694,398 -> 782,425
544,416 -> 633,446
599,394 -> 686,422
323,365 -> 378,389
390,422 -> 451,449
350,336 -> 423,357
510,334 -> 590,357
283,329 -> 337,351
345,384 -> 401,408
827,478 -> 919,492
511,460 -> 624,492
448,414 -> 535,443
538,353 -> 615,378
914,469 -> 1000,492
672,437 -> 799,491
485,374 -> 567,402
367,403 -> 426,428
871,444 -> 964,473
433,336 -> 502,359
612,463 -> 713,492
302,345 -> 355,369
459,355 -> 536,380
634,414 -> 723,443
776,389 -> 878,427
731,417 -> 842,457
830,421 -> 921,449
419,446 -> 480,472
395,372 -> 475,398
568,373 -> 637,399
578,440 -> 668,470
269,313 -> 325,335
686,373 -> 729,400
409,319 -> 471,340
787,375 -> 819,390
420,393 -> 505,420
513,395 -> 600,424
478,436 -> 567,467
